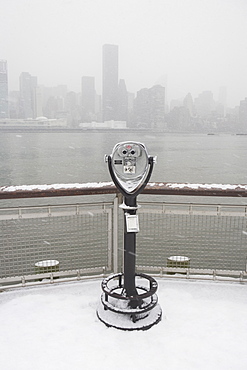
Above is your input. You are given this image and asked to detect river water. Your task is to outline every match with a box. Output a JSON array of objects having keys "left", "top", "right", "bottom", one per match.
[{"left": 0, "top": 131, "right": 246, "bottom": 186}]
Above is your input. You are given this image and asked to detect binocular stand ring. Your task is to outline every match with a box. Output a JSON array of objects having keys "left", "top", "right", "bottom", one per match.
[{"left": 97, "top": 273, "right": 162, "bottom": 330}]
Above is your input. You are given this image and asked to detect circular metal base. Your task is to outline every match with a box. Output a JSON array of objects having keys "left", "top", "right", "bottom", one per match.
[{"left": 97, "top": 303, "right": 162, "bottom": 331}]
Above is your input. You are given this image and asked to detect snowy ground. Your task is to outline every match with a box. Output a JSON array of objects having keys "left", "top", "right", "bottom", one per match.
[{"left": 0, "top": 278, "right": 246, "bottom": 370}]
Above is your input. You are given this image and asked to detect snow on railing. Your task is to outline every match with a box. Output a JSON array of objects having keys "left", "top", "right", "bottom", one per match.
[{"left": 0, "top": 181, "right": 247, "bottom": 199}]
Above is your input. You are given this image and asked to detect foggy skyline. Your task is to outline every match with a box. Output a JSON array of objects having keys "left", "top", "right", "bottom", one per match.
[{"left": 1, "top": 0, "right": 247, "bottom": 108}]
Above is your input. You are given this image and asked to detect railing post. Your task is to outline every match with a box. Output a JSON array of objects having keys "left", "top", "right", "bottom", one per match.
[{"left": 113, "top": 194, "right": 120, "bottom": 273}]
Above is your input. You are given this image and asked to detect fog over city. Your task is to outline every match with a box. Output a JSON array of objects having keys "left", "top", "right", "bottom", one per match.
[{"left": 1, "top": 0, "right": 247, "bottom": 108}]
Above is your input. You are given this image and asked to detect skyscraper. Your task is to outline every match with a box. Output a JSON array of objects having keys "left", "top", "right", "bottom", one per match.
[
  {"left": 102, "top": 44, "right": 118, "bottom": 121},
  {"left": 218, "top": 86, "right": 227, "bottom": 116},
  {"left": 194, "top": 91, "right": 215, "bottom": 118},
  {"left": 0, "top": 60, "right": 8, "bottom": 118},
  {"left": 117, "top": 79, "right": 128, "bottom": 121},
  {"left": 19, "top": 72, "right": 37, "bottom": 118},
  {"left": 81, "top": 76, "right": 95, "bottom": 122},
  {"left": 133, "top": 85, "right": 165, "bottom": 129},
  {"left": 239, "top": 97, "right": 247, "bottom": 133}
]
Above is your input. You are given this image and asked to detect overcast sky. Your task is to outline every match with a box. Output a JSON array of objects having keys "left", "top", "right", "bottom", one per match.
[{"left": 1, "top": 0, "right": 247, "bottom": 107}]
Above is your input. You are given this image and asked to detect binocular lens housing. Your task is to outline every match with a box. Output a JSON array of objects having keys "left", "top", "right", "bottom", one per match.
[
  {"left": 107, "top": 141, "right": 154, "bottom": 194},
  {"left": 118, "top": 144, "right": 141, "bottom": 158}
]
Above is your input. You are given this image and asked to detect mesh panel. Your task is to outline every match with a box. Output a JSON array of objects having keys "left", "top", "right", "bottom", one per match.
[
  {"left": 137, "top": 207, "right": 247, "bottom": 271},
  {"left": 0, "top": 200, "right": 247, "bottom": 283},
  {"left": 0, "top": 206, "right": 111, "bottom": 278}
]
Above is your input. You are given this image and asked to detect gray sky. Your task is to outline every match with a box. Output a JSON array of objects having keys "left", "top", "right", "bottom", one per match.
[{"left": 1, "top": 0, "right": 247, "bottom": 107}]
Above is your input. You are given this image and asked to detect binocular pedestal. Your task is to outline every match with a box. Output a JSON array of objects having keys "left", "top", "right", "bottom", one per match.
[
  {"left": 97, "top": 141, "right": 162, "bottom": 330},
  {"left": 97, "top": 195, "right": 162, "bottom": 331}
]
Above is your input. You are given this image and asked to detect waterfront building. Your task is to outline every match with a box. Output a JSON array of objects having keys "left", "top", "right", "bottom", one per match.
[
  {"left": 183, "top": 93, "right": 195, "bottom": 117},
  {"left": 8, "top": 91, "right": 20, "bottom": 118},
  {"left": 133, "top": 88, "right": 150, "bottom": 128},
  {"left": 133, "top": 85, "right": 165, "bottom": 129},
  {"left": 19, "top": 72, "right": 37, "bottom": 119},
  {"left": 0, "top": 60, "right": 8, "bottom": 118},
  {"left": 35, "top": 86, "right": 43, "bottom": 118},
  {"left": 102, "top": 44, "right": 118, "bottom": 121},
  {"left": 65, "top": 91, "right": 80, "bottom": 127},
  {"left": 41, "top": 85, "right": 67, "bottom": 119},
  {"left": 117, "top": 79, "right": 128, "bottom": 122},
  {"left": 81, "top": 76, "right": 95, "bottom": 122},
  {"left": 218, "top": 86, "right": 227, "bottom": 117},
  {"left": 239, "top": 97, "right": 247, "bottom": 133},
  {"left": 149, "top": 84, "right": 165, "bottom": 129},
  {"left": 194, "top": 90, "right": 215, "bottom": 118}
]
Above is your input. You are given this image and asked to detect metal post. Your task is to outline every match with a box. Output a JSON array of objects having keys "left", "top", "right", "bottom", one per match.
[
  {"left": 123, "top": 196, "right": 139, "bottom": 307},
  {"left": 113, "top": 195, "right": 119, "bottom": 273}
]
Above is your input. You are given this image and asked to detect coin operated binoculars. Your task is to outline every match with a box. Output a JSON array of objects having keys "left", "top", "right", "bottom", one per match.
[{"left": 97, "top": 142, "right": 162, "bottom": 330}]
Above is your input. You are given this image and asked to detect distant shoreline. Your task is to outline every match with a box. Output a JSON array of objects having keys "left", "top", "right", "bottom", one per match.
[{"left": 0, "top": 127, "right": 243, "bottom": 134}]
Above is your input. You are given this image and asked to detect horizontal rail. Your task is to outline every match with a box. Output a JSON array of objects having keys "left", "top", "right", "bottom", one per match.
[
  {"left": 0, "top": 182, "right": 116, "bottom": 199},
  {"left": 139, "top": 202, "right": 247, "bottom": 217},
  {"left": 136, "top": 266, "right": 247, "bottom": 283},
  {"left": 0, "top": 182, "right": 247, "bottom": 199}
]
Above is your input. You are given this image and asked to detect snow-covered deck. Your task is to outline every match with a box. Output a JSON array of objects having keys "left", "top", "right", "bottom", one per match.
[{"left": 0, "top": 278, "right": 246, "bottom": 370}]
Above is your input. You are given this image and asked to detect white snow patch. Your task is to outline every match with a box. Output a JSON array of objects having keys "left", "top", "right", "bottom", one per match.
[
  {"left": 166, "top": 183, "right": 247, "bottom": 191},
  {"left": 167, "top": 255, "right": 190, "bottom": 262},
  {"left": 1, "top": 182, "right": 247, "bottom": 193},
  {"left": 0, "top": 279, "right": 246, "bottom": 370},
  {"left": 0, "top": 182, "right": 114, "bottom": 192}
]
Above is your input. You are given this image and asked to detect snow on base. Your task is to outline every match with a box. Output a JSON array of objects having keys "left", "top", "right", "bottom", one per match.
[{"left": 97, "top": 303, "right": 162, "bottom": 331}]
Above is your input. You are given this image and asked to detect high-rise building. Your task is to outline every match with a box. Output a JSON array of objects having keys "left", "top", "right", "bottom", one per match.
[
  {"left": 239, "top": 97, "right": 247, "bottom": 133},
  {"left": 102, "top": 44, "right": 118, "bottom": 121},
  {"left": 183, "top": 93, "right": 195, "bottom": 116},
  {"left": 149, "top": 85, "right": 165, "bottom": 129},
  {"left": 133, "top": 88, "right": 150, "bottom": 128},
  {"left": 117, "top": 79, "right": 128, "bottom": 121},
  {"left": 194, "top": 91, "right": 215, "bottom": 118},
  {"left": 19, "top": 72, "right": 37, "bottom": 118},
  {"left": 34, "top": 86, "right": 43, "bottom": 118},
  {"left": 0, "top": 60, "right": 8, "bottom": 118},
  {"left": 218, "top": 86, "right": 227, "bottom": 116},
  {"left": 81, "top": 76, "right": 95, "bottom": 122},
  {"left": 133, "top": 85, "right": 165, "bottom": 129}
]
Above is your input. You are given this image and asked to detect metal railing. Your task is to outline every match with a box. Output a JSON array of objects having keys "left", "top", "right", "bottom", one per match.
[
  {"left": 0, "top": 201, "right": 117, "bottom": 287},
  {"left": 0, "top": 182, "right": 247, "bottom": 288},
  {"left": 136, "top": 202, "right": 247, "bottom": 277}
]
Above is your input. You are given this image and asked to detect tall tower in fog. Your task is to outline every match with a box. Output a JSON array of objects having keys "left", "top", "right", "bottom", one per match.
[
  {"left": 81, "top": 76, "right": 95, "bottom": 122},
  {"left": 19, "top": 72, "right": 37, "bottom": 118},
  {"left": 0, "top": 60, "right": 8, "bottom": 118},
  {"left": 239, "top": 97, "right": 247, "bottom": 133},
  {"left": 218, "top": 86, "right": 227, "bottom": 116},
  {"left": 102, "top": 44, "right": 118, "bottom": 121},
  {"left": 117, "top": 79, "right": 128, "bottom": 121}
]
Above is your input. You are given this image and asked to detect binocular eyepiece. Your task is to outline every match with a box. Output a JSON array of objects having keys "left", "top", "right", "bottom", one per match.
[
  {"left": 117, "top": 143, "right": 141, "bottom": 158},
  {"left": 106, "top": 141, "right": 155, "bottom": 195}
]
